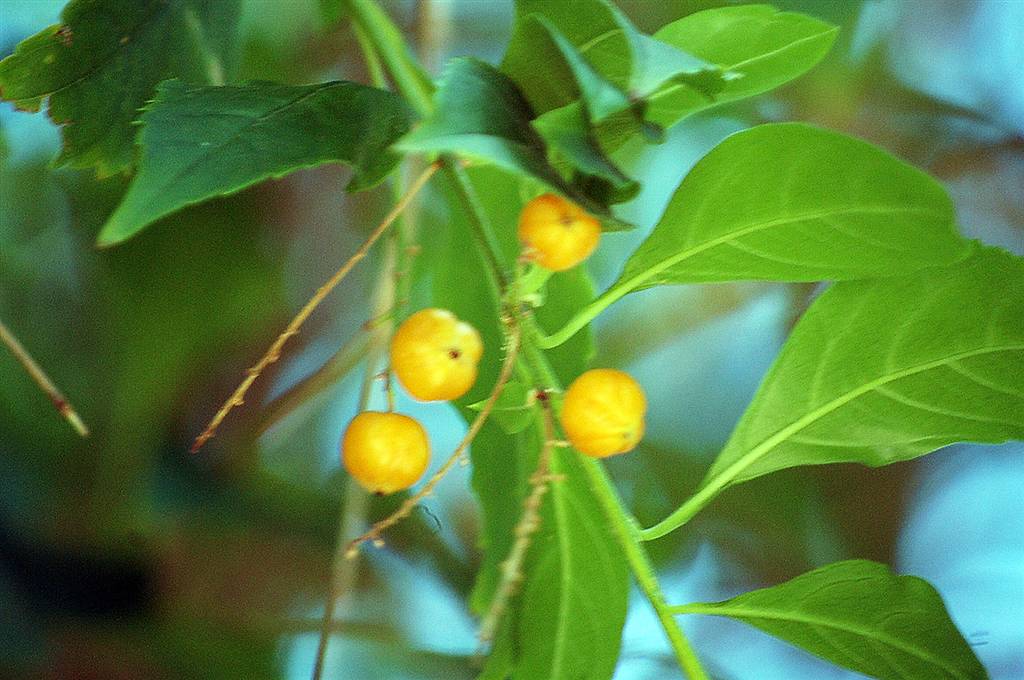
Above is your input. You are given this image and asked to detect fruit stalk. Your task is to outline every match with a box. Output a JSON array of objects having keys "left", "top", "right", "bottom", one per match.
[{"left": 344, "top": 315, "right": 521, "bottom": 556}]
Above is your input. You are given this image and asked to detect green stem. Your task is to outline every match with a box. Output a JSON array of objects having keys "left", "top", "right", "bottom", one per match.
[
  {"left": 521, "top": 317, "right": 709, "bottom": 679},
  {"left": 345, "top": 0, "right": 435, "bottom": 116},
  {"left": 639, "top": 481, "right": 720, "bottom": 542},
  {"left": 579, "top": 458, "right": 710, "bottom": 680},
  {"left": 535, "top": 283, "right": 629, "bottom": 348},
  {"left": 443, "top": 162, "right": 509, "bottom": 296}
]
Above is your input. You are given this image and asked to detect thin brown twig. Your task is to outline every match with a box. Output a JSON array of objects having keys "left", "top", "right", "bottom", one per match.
[
  {"left": 311, "top": 177, "right": 407, "bottom": 680},
  {"left": 190, "top": 162, "right": 440, "bottom": 453},
  {"left": 344, "top": 315, "right": 521, "bottom": 558},
  {"left": 0, "top": 319, "right": 89, "bottom": 437},
  {"left": 476, "top": 393, "right": 558, "bottom": 648}
]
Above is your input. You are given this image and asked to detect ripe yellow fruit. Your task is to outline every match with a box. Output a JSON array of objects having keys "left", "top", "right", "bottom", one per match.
[
  {"left": 342, "top": 411, "right": 430, "bottom": 494},
  {"left": 517, "top": 193, "right": 601, "bottom": 272},
  {"left": 560, "top": 369, "right": 646, "bottom": 458},
  {"left": 390, "top": 308, "right": 484, "bottom": 401}
]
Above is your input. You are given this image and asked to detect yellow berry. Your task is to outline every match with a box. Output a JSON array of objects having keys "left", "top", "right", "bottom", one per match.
[
  {"left": 342, "top": 411, "right": 430, "bottom": 494},
  {"left": 517, "top": 193, "right": 601, "bottom": 272},
  {"left": 560, "top": 369, "right": 646, "bottom": 458},
  {"left": 390, "top": 308, "right": 483, "bottom": 401}
]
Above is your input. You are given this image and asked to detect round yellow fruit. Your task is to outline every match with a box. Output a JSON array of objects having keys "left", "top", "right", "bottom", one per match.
[
  {"left": 517, "top": 193, "right": 601, "bottom": 272},
  {"left": 390, "top": 308, "right": 483, "bottom": 401},
  {"left": 342, "top": 411, "right": 430, "bottom": 494},
  {"left": 560, "top": 369, "right": 646, "bottom": 458}
]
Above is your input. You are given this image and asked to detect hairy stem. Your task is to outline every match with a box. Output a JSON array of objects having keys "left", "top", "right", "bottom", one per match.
[
  {"left": 0, "top": 318, "right": 89, "bottom": 437},
  {"left": 311, "top": 169, "right": 407, "bottom": 680},
  {"left": 254, "top": 331, "right": 372, "bottom": 437},
  {"left": 477, "top": 393, "right": 557, "bottom": 647},
  {"left": 191, "top": 162, "right": 439, "bottom": 453},
  {"left": 577, "top": 457, "right": 709, "bottom": 680},
  {"left": 523, "top": 316, "right": 710, "bottom": 678}
]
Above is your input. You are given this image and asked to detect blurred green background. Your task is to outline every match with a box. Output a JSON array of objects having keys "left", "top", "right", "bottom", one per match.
[{"left": 1, "top": 1, "right": 1021, "bottom": 678}]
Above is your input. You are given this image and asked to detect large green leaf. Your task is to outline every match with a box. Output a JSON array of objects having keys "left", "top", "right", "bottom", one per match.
[
  {"left": 97, "top": 79, "right": 413, "bottom": 246},
  {"left": 517, "top": 435, "right": 628, "bottom": 680},
  {"left": 398, "top": 57, "right": 629, "bottom": 224},
  {"left": 648, "top": 4, "right": 839, "bottom": 127},
  {"left": 608, "top": 123, "right": 969, "bottom": 298},
  {"left": 702, "top": 247, "right": 1024, "bottom": 491},
  {"left": 675, "top": 560, "right": 987, "bottom": 680},
  {"left": 0, "top": 0, "right": 240, "bottom": 176}
]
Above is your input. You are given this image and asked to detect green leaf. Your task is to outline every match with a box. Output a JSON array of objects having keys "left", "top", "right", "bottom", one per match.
[
  {"left": 517, "top": 438, "right": 629, "bottom": 680},
  {"left": 97, "top": 79, "right": 413, "bottom": 246},
  {"left": 532, "top": 104, "right": 639, "bottom": 205},
  {"left": 611, "top": 123, "right": 970, "bottom": 297},
  {"left": 648, "top": 4, "right": 839, "bottom": 127},
  {"left": 676, "top": 560, "right": 987, "bottom": 680},
  {"left": 0, "top": 0, "right": 240, "bottom": 176},
  {"left": 398, "top": 57, "right": 629, "bottom": 225},
  {"left": 503, "top": 0, "right": 722, "bottom": 114},
  {"left": 468, "top": 380, "right": 535, "bottom": 435},
  {"left": 502, "top": 0, "right": 635, "bottom": 108},
  {"left": 504, "top": 14, "right": 631, "bottom": 123},
  {"left": 703, "top": 247, "right": 1024, "bottom": 490}
]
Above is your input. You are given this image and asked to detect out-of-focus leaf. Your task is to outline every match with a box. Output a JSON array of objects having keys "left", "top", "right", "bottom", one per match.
[
  {"left": 648, "top": 4, "right": 839, "bottom": 127},
  {"left": 97, "top": 79, "right": 413, "bottom": 246},
  {"left": 703, "top": 247, "right": 1024, "bottom": 490},
  {"left": 676, "top": 560, "right": 988, "bottom": 680},
  {"left": 507, "top": 14, "right": 630, "bottom": 123},
  {"left": 503, "top": 0, "right": 722, "bottom": 115},
  {"left": 398, "top": 58, "right": 629, "bottom": 224},
  {"left": 532, "top": 104, "right": 639, "bottom": 205},
  {"left": 0, "top": 0, "right": 241, "bottom": 176},
  {"left": 612, "top": 123, "right": 969, "bottom": 296}
]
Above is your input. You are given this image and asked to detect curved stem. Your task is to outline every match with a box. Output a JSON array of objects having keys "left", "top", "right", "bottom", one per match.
[
  {"left": 191, "top": 162, "right": 439, "bottom": 453},
  {"left": 443, "top": 161, "right": 508, "bottom": 296},
  {"left": 535, "top": 282, "right": 628, "bottom": 349},
  {"left": 0, "top": 318, "right": 89, "bottom": 437},
  {"left": 639, "top": 482, "right": 718, "bottom": 542}
]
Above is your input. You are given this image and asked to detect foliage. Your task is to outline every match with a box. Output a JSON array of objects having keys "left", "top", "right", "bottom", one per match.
[
  {"left": 3, "top": 0, "right": 1020, "bottom": 679},
  {"left": 0, "top": 0, "right": 240, "bottom": 176}
]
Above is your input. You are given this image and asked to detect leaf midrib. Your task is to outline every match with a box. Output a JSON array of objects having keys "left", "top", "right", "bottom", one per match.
[
  {"left": 709, "top": 344, "right": 1024, "bottom": 487},
  {"left": 612, "top": 204, "right": 949, "bottom": 297},
  {"left": 650, "top": 25, "right": 838, "bottom": 104},
  {"left": 148, "top": 82, "right": 343, "bottom": 199},
  {"left": 680, "top": 603, "right": 971, "bottom": 679}
]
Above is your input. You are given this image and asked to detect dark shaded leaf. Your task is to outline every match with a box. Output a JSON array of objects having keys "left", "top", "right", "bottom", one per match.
[
  {"left": 97, "top": 79, "right": 413, "bottom": 246},
  {"left": 0, "top": 0, "right": 240, "bottom": 175}
]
